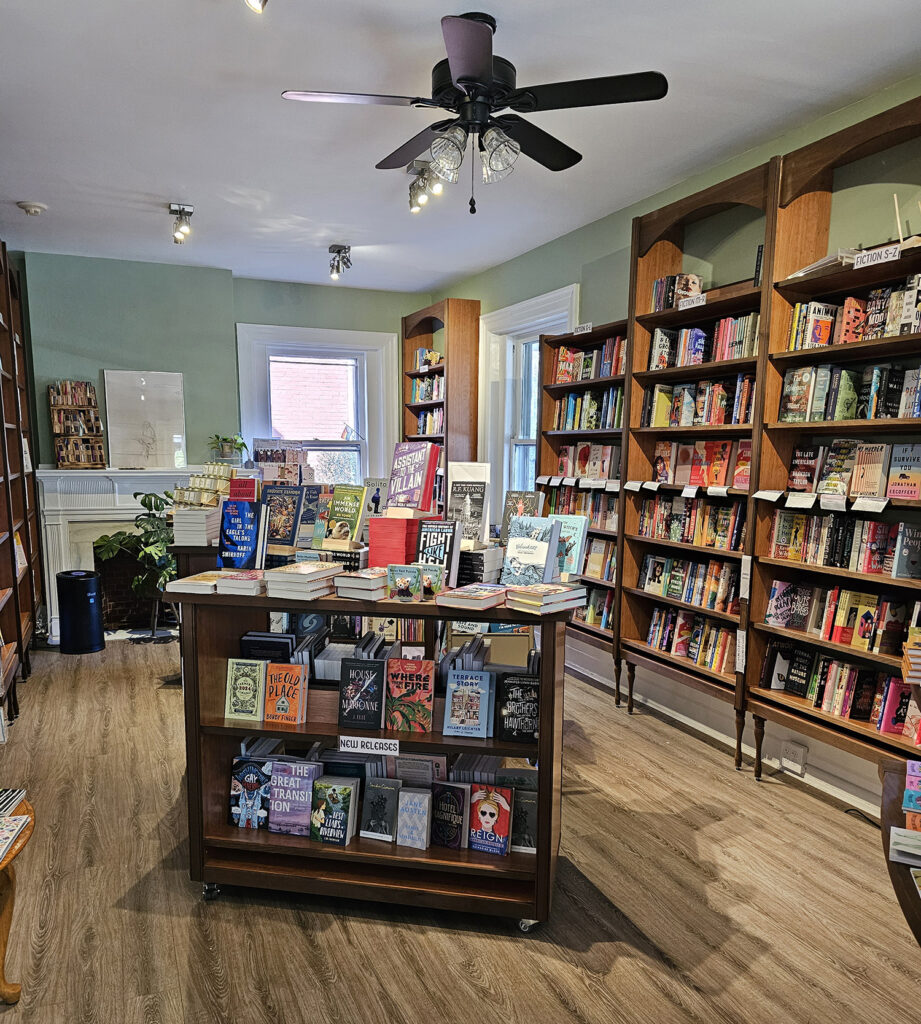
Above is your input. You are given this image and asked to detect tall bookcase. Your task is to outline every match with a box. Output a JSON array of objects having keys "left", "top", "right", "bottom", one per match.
[
  {"left": 536, "top": 322, "right": 629, "bottom": 698},
  {"left": 401, "top": 298, "right": 480, "bottom": 511},
  {"left": 746, "top": 97, "right": 921, "bottom": 773},
  {"left": 0, "top": 239, "right": 42, "bottom": 713},
  {"left": 619, "top": 161, "right": 780, "bottom": 758}
]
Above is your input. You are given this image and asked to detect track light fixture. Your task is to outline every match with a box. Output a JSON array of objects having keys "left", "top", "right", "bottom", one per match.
[
  {"left": 169, "top": 203, "right": 193, "bottom": 244},
  {"left": 244, "top": 0, "right": 268, "bottom": 12},
  {"left": 328, "top": 244, "right": 351, "bottom": 281},
  {"left": 407, "top": 162, "right": 446, "bottom": 215}
]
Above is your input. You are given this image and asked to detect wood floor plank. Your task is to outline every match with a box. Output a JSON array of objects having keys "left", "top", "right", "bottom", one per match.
[{"left": 0, "top": 642, "right": 916, "bottom": 1024}]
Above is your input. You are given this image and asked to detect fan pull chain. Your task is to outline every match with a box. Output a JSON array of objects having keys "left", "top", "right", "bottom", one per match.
[{"left": 469, "top": 134, "right": 477, "bottom": 214}]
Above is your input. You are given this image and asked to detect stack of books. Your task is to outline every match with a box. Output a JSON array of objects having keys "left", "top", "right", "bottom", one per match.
[
  {"left": 263, "top": 562, "right": 343, "bottom": 600},
  {"left": 334, "top": 567, "right": 389, "bottom": 602},
  {"left": 172, "top": 507, "right": 221, "bottom": 546},
  {"left": 215, "top": 570, "right": 266, "bottom": 597},
  {"left": 457, "top": 545, "right": 505, "bottom": 585},
  {"left": 505, "top": 583, "right": 587, "bottom": 615},
  {"left": 165, "top": 570, "right": 236, "bottom": 594},
  {"left": 0, "top": 790, "right": 25, "bottom": 816},
  {"left": 369, "top": 517, "right": 426, "bottom": 568},
  {"left": 435, "top": 584, "right": 507, "bottom": 610}
]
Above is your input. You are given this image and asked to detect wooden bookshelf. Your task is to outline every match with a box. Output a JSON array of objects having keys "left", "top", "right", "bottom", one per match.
[
  {"left": 171, "top": 590, "right": 567, "bottom": 926},
  {"left": 401, "top": 299, "right": 479, "bottom": 512},
  {"left": 536, "top": 320, "right": 629, "bottom": 693},
  {"left": 48, "top": 379, "right": 105, "bottom": 469}
]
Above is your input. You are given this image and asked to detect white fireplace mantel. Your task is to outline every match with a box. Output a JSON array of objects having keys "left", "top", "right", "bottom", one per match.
[{"left": 37, "top": 466, "right": 200, "bottom": 645}]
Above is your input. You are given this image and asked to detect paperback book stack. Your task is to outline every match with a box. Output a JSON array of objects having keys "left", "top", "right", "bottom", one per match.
[
  {"left": 264, "top": 562, "right": 343, "bottom": 601},
  {"left": 457, "top": 545, "right": 505, "bottom": 585},
  {"left": 335, "top": 567, "right": 389, "bottom": 602},
  {"left": 505, "top": 583, "right": 587, "bottom": 616},
  {"left": 215, "top": 570, "right": 267, "bottom": 596},
  {"left": 369, "top": 517, "right": 427, "bottom": 568},
  {"left": 165, "top": 570, "right": 236, "bottom": 594},
  {"left": 171, "top": 507, "right": 222, "bottom": 545},
  {"left": 435, "top": 583, "right": 508, "bottom": 611},
  {"left": 894, "top": 761, "right": 921, "bottom": 885}
]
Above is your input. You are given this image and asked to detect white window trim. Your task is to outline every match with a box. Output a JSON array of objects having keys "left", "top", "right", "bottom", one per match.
[
  {"left": 477, "top": 284, "right": 579, "bottom": 500},
  {"left": 236, "top": 323, "right": 400, "bottom": 476}
]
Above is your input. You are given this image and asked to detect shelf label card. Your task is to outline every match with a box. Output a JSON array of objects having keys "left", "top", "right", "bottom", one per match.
[
  {"left": 735, "top": 630, "right": 747, "bottom": 673},
  {"left": 339, "top": 735, "right": 400, "bottom": 755},
  {"left": 852, "top": 496, "right": 889, "bottom": 513},
  {"left": 624, "top": 480, "right": 642, "bottom": 492},
  {"left": 678, "top": 293, "right": 707, "bottom": 310},
  {"left": 740, "top": 555, "right": 752, "bottom": 600},
  {"left": 605, "top": 479, "right": 621, "bottom": 492},
  {"left": 549, "top": 476, "right": 563, "bottom": 486},
  {"left": 785, "top": 492, "right": 817, "bottom": 509},
  {"left": 642, "top": 480, "right": 661, "bottom": 491},
  {"left": 707, "top": 485, "right": 729, "bottom": 498},
  {"left": 753, "top": 489, "right": 784, "bottom": 502},
  {"left": 682, "top": 484, "right": 699, "bottom": 498},
  {"left": 574, "top": 322, "right": 594, "bottom": 335},
  {"left": 853, "top": 243, "right": 901, "bottom": 270},
  {"left": 535, "top": 475, "right": 550, "bottom": 485},
  {"left": 419, "top": 365, "right": 429, "bottom": 373},
  {"left": 582, "top": 477, "right": 606, "bottom": 489},
  {"left": 562, "top": 477, "right": 577, "bottom": 486},
  {"left": 819, "top": 493, "right": 847, "bottom": 511}
]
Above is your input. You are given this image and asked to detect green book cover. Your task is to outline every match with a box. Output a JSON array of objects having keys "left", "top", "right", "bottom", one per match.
[
  {"left": 414, "top": 563, "right": 445, "bottom": 601},
  {"left": 224, "top": 659, "right": 267, "bottom": 721},
  {"left": 387, "top": 564, "right": 422, "bottom": 601},
  {"left": 327, "top": 484, "right": 367, "bottom": 545},
  {"left": 832, "top": 369, "right": 861, "bottom": 421}
]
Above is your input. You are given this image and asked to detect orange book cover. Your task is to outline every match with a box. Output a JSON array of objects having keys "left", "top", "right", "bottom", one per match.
[
  {"left": 906, "top": 812, "right": 921, "bottom": 832},
  {"left": 263, "top": 664, "right": 308, "bottom": 724}
]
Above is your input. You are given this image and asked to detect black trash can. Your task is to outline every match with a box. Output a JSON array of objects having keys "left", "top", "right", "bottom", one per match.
[{"left": 57, "top": 570, "right": 105, "bottom": 655}]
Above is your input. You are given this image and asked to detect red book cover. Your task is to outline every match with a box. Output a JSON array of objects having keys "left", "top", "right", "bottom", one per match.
[
  {"left": 229, "top": 477, "right": 259, "bottom": 501},
  {"left": 468, "top": 785, "right": 513, "bottom": 856},
  {"left": 384, "top": 659, "right": 435, "bottom": 732},
  {"left": 731, "top": 440, "right": 752, "bottom": 490}
]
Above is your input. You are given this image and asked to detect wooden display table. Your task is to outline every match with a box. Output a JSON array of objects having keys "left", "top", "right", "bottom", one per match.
[
  {"left": 879, "top": 759, "right": 921, "bottom": 947},
  {"left": 173, "top": 592, "right": 566, "bottom": 928},
  {"left": 0, "top": 799, "right": 33, "bottom": 1003}
]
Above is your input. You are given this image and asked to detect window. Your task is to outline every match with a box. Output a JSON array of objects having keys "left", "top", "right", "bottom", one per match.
[
  {"left": 267, "top": 353, "right": 364, "bottom": 484},
  {"left": 509, "top": 337, "right": 540, "bottom": 491}
]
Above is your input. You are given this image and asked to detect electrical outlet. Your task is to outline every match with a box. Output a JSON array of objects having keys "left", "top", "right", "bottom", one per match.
[{"left": 780, "top": 741, "right": 808, "bottom": 776}]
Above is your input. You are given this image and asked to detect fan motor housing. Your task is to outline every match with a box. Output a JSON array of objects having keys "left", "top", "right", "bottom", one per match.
[{"left": 430, "top": 56, "right": 517, "bottom": 110}]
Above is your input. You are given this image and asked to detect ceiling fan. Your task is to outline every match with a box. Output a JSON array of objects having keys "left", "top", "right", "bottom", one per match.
[{"left": 283, "top": 11, "right": 667, "bottom": 199}]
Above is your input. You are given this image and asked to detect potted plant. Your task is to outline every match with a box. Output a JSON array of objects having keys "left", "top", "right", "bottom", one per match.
[
  {"left": 207, "top": 433, "right": 248, "bottom": 459},
  {"left": 93, "top": 491, "right": 176, "bottom": 641}
]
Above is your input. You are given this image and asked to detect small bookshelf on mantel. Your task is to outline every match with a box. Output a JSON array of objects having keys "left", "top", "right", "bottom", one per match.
[
  {"left": 401, "top": 298, "right": 479, "bottom": 511},
  {"left": 536, "top": 320, "right": 629, "bottom": 699},
  {"left": 173, "top": 591, "right": 565, "bottom": 927},
  {"left": 48, "top": 379, "right": 105, "bottom": 469}
]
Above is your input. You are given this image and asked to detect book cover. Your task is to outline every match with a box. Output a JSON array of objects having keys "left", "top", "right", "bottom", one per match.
[
  {"left": 396, "top": 788, "right": 432, "bottom": 850},
  {"left": 268, "top": 760, "right": 323, "bottom": 836},
  {"left": 496, "top": 675, "right": 540, "bottom": 743},
  {"left": 499, "top": 491, "right": 545, "bottom": 545},
  {"left": 229, "top": 756, "right": 272, "bottom": 829},
  {"left": 887, "top": 443, "right": 921, "bottom": 500},
  {"left": 415, "top": 519, "right": 462, "bottom": 587},
  {"left": 816, "top": 438, "right": 860, "bottom": 495},
  {"left": 431, "top": 782, "right": 471, "bottom": 849},
  {"left": 310, "top": 492, "right": 333, "bottom": 549},
  {"left": 338, "top": 658, "right": 386, "bottom": 729},
  {"left": 385, "top": 658, "right": 435, "bottom": 732},
  {"left": 468, "top": 785, "right": 513, "bottom": 856},
  {"left": 363, "top": 477, "right": 389, "bottom": 519},
  {"left": 387, "top": 564, "right": 422, "bottom": 601},
  {"left": 878, "top": 681, "right": 912, "bottom": 734},
  {"left": 218, "top": 500, "right": 263, "bottom": 569},
  {"left": 548, "top": 514, "right": 588, "bottom": 578},
  {"left": 417, "top": 563, "right": 445, "bottom": 600},
  {"left": 500, "top": 516, "right": 562, "bottom": 587},
  {"left": 443, "top": 669, "right": 493, "bottom": 737},
  {"left": 448, "top": 481, "right": 488, "bottom": 545},
  {"left": 731, "top": 440, "right": 752, "bottom": 490},
  {"left": 787, "top": 444, "right": 823, "bottom": 492},
  {"left": 224, "top": 659, "right": 267, "bottom": 721},
  {"left": 326, "top": 483, "right": 368, "bottom": 545},
  {"left": 310, "top": 777, "right": 356, "bottom": 845},
  {"left": 388, "top": 441, "right": 438, "bottom": 510},
  {"left": 359, "top": 778, "right": 402, "bottom": 841},
  {"left": 779, "top": 368, "right": 814, "bottom": 422},
  {"left": 849, "top": 443, "right": 891, "bottom": 498},
  {"left": 262, "top": 485, "right": 305, "bottom": 547},
  {"left": 511, "top": 790, "right": 538, "bottom": 854},
  {"left": 652, "top": 441, "right": 674, "bottom": 483},
  {"left": 263, "top": 664, "right": 308, "bottom": 725},
  {"left": 893, "top": 524, "right": 921, "bottom": 580}
]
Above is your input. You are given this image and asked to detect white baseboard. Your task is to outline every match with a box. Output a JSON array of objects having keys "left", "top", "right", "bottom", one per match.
[{"left": 565, "top": 636, "right": 882, "bottom": 819}]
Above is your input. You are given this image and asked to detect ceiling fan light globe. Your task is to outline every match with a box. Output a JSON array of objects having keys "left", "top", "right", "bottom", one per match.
[
  {"left": 179, "top": 221, "right": 191, "bottom": 236},
  {"left": 245, "top": 0, "right": 268, "bottom": 13},
  {"left": 430, "top": 163, "right": 460, "bottom": 185},
  {"left": 483, "top": 126, "right": 520, "bottom": 172},
  {"left": 430, "top": 125, "right": 468, "bottom": 174},
  {"left": 481, "top": 151, "right": 513, "bottom": 184}
]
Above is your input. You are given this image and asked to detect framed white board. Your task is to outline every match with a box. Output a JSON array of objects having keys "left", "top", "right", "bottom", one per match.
[{"left": 103, "top": 370, "right": 187, "bottom": 469}]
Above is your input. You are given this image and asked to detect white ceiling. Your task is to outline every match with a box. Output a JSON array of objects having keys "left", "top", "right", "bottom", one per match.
[{"left": 1, "top": 1, "right": 920, "bottom": 292}]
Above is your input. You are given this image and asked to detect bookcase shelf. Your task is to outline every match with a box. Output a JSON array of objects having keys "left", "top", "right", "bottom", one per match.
[
  {"left": 543, "top": 428, "right": 622, "bottom": 439},
  {"left": 173, "top": 592, "right": 566, "bottom": 923},
  {"left": 634, "top": 281, "right": 761, "bottom": 330},
  {"left": 757, "top": 555, "right": 921, "bottom": 592},
  {"left": 623, "top": 585, "right": 741, "bottom": 625},
  {"left": 773, "top": 247, "right": 921, "bottom": 301},
  {"left": 405, "top": 364, "right": 445, "bottom": 379},
  {"left": 625, "top": 533, "right": 745, "bottom": 561},
  {"left": 619, "top": 638, "right": 737, "bottom": 690},
  {"left": 631, "top": 424, "right": 752, "bottom": 438},
  {"left": 766, "top": 417, "right": 921, "bottom": 434},
  {"left": 567, "top": 620, "right": 614, "bottom": 642},
  {"left": 632, "top": 356, "right": 757, "bottom": 385},
  {"left": 543, "top": 373, "right": 625, "bottom": 397},
  {"left": 768, "top": 332, "right": 921, "bottom": 368},
  {"left": 752, "top": 621, "right": 902, "bottom": 671}
]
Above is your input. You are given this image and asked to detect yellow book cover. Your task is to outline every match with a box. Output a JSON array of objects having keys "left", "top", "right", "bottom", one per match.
[{"left": 651, "top": 386, "right": 673, "bottom": 427}]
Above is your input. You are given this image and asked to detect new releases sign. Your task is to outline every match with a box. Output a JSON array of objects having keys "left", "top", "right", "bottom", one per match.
[{"left": 339, "top": 735, "right": 400, "bottom": 755}]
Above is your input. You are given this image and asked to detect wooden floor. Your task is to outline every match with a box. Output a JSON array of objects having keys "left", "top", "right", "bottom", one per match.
[{"left": 0, "top": 642, "right": 916, "bottom": 1023}]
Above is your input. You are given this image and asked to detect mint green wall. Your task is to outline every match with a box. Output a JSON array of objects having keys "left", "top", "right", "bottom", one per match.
[{"left": 434, "top": 73, "right": 921, "bottom": 324}]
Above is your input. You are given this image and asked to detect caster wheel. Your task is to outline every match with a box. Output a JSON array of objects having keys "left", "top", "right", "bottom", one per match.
[
  {"left": 518, "top": 918, "right": 539, "bottom": 933},
  {"left": 202, "top": 883, "right": 221, "bottom": 901}
]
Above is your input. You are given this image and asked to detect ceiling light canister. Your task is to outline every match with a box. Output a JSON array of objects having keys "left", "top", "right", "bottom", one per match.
[
  {"left": 430, "top": 125, "right": 468, "bottom": 182},
  {"left": 245, "top": 0, "right": 268, "bottom": 12}
]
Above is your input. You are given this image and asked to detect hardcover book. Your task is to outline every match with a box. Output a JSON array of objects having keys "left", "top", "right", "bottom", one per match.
[
  {"left": 230, "top": 756, "right": 273, "bottom": 829},
  {"left": 363, "top": 477, "right": 389, "bottom": 519},
  {"left": 849, "top": 443, "right": 891, "bottom": 498},
  {"left": 417, "top": 563, "right": 445, "bottom": 600},
  {"left": 218, "top": 500, "right": 264, "bottom": 569},
  {"left": 262, "top": 485, "right": 305, "bottom": 548},
  {"left": 888, "top": 443, "right": 921, "bottom": 499},
  {"left": 396, "top": 787, "right": 432, "bottom": 849},
  {"left": 310, "top": 777, "right": 358, "bottom": 846},
  {"left": 779, "top": 368, "right": 814, "bottom": 422},
  {"left": 511, "top": 790, "right": 538, "bottom": 854},
  {"left": 268, "top": 759, "right": 323, "bottom": 836},
  {"left": 263, "top": 664, "right": 308, "bottom": 725},
  {"left": 358, "top": 778, "right": 402, "bottom": 841},
  {"left": 499, "top": 490, "right": 545, "bottom": 544},
  {"left": 385, "top": 658, "right": 435, "bottom": 732},
  {"left": 310, "top": 492, "right": 333, "bottom": 549},
  {"left": 731, "top": 439, "right": 752, "bottom": 490},
  {"left": 500, "top": 516, "right": 562, "bottom": 587},
  {"left": 338, "top": 658, "right": 386, "bottom": 729},
  {"left": 224, "top": 659, "right": 267, "bottom": 721},
  {"left": 387, "top": 564, "right": 422, "bottom": 601},
  {"left": 787, "top": 445, "right": 823, "bottom": 492},
  {"left": 448, "top": 480, "right": 488, "bottom": 545},
  {"left": 468, "top": 785, "right": 513, "bottom": 856},
  {"left": 431, "top": 781, "right": 471, "bottom": 849},
  {"left": 548, "top": 514, "right": 588, "bottom": 578},
  {"left": 816, "top": 438, "right": 860, "bottom": 495},
  {"left": 496, "top": 675, "right": 540, "bottom": 743},
  {"left": 443, "top": 669, "right": 493, "bottom": 738},
  {"left": 415, "top": 519, "right": 463, "bottom": 587},
  {"left": 388, "top": 441, "right": 439, "bottom": 511},
  {"left": 326, "top": 483, "right": 368, "bottom": 545}
]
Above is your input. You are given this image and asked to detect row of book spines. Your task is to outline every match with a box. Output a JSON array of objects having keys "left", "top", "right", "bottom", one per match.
[
  {"left": 645, "top": 605, "right": 735, "bottom": 674},
  {"left": 584, "top": 538, "right": 616, "bottom": 582},
  {"left": 552, "top": 386, "right": 623, "bottom": 431},
  {"left": 553, "top": 336, "right": 626, "bottom": 384},
  {"left": 556, "top": 442, "right": 621, "bottom": 480},
  {"left": 637, "top": 496, "right": 746, "bottom": 551},
  {"left": 649, "top": 274, "right": 703, "bottom": 313},
  {"left": 575, "top": 586, "right": 615, "bottom": 630},
  {"left": 639, "top": 553, "right": 740, "bottom": 615},
  {"left": 47, "top": 380, "right": 97, "bottom": 406},
  {"left": 648, "top": 313, "right": 759, "bottom": 369},
  {"left": 544, "top": 487, "right": 617, "bottom": 528},
  {"left": 50, "top": 408, "right": 102, "bottom": 433},
  {"left": 767, "top": 509, "right": 918, "bottom": 580},
  {"left": 416, "top": 408, "right": 444, "bottom": 435},
  {"left": 653, "top": 439, "right": 750, "bottom": 490},
  {"left": 54, "top": 438, "right": 105, "bottom": 463},
  {"left": 786, "top": 441, "right": 921, "bottom": 499},
  {"left": 413, "top": 348, "right": 442, "bottom": 370},
  {"left": 644, "top": 374, "right": 755, "bottom": 428},
  {"left": 778, "top": 363, "right": 920, "bottom": 424},
  {"left": 410, "top": 376, "right": 444, "bottom": 402}
]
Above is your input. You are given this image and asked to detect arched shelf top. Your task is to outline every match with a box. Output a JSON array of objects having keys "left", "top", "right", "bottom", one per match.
[
  {"left": 402, "top": 301, "right": 447, "bottom": 338},
  {"left": 636, "top": 162, "right": 773, "bottom": 257},
  {"left": 781, "top": 94, "right": 921, "bottom": 207}
]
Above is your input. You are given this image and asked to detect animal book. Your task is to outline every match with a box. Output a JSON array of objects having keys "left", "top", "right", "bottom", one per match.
[
  {"left": 500, "top": 516, "right": 562, "bottom": 587},
  {"left": 338, "top": 658, "right": 386, "bottom": 729},
  {"left": 388, "top": 441, "right": 439, "bottom": 511},
  {"left": 263, "top": 664, "right": 308, "bottom": 725},
  {"left": 261, "top": 485, "right": 305, "bottom": 548},
  {"left": 443, "top": 669, "right": 493, "bottom": 738},
  {"left": 268, "top": 759, "right": 324, "bottom": 836},
  {"left": 387, "top": 564, "right": 422, "bottom": 601},
  {"left": 229, "top": 756, "right": 273, "bottom": 829},
  {"left": 396, "top": 787, "right": 433, "bottom": 849},
  {"left": 385, "top": 658, "right": 435, "bottom": 732},
  {"left": 431, "top": 781, "right": 471, "bottom": 849},
  {"left": 310, "top": 777, "right": 358, "bottom": 845},
  {"left": 415, "top": 519, "right": 462, "bottom": 587},
  {"left": 496, "top": 675, "right": 540, "bottom": 743},
  {"left": 218, "top": 499, "right": 264, "bottom": 569},
  {"left": 326, "top": 483, "right": 368, "bottom": 545},
  {"left": 468, "top": 785, "right": 513, "bottom": 856},
  {"left": 224, "top": 659, "right": 267, "bottom": 721},
  {"left": 358, "top": 778, "right": 402, "bottom": 842},
  {"left": 499, "top": 490, "right": 545, "bottom": 545}
]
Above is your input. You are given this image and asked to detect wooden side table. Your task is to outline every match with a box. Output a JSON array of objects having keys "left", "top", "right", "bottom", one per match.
[{"left": 0, "top": 800, "right": 33, "bottom": 1004}]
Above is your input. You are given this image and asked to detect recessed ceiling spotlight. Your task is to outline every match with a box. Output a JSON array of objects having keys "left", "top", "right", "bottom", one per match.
[
  {"left": 329, "top": 244, "right": 351, "bottom": 281},
  {"left": 16, "top": 201, "right": 48, "bottom": 217},
  {"left": 169, "top": 203, "right": 193, "bottom": 244},
  {"left": 245, "top": 0, "right": 268, "bottom": 12}
]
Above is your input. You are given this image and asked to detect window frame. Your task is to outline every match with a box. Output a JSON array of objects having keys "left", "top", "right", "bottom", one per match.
[{"left": 509, "top": 335, "right": 540, "bottom": 492}]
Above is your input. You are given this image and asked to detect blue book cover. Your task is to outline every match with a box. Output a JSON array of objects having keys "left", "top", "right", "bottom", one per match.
[
  {"left": 396, "top": 788, "right": 432, "bottom": 849},
  {"left": 500, "top": 516, "right": 561, "bottom": 587},
  {"left": 262, "top": 485, "right": 305, "bottom": 548},
  {"left": 219, "top": 500, "right": 263, "bottom": 569},
  {"left": 299, "top": 485, "right": 323, "bottom": 527},
  {"left": 443, "top": 669, "right": 493, "bottom": 738}
]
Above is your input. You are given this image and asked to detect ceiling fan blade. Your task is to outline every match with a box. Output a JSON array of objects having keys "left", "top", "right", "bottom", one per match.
[
  {"left": 507, "top": 71, "right": 668, "bottom": 112},
  {"left": 282, "top": 90, "right": 436, "bottom": 107},
  {"left": 441, "top": 15, "right": 493, "bottom": 91},
  {"left": 495, "top": 115, "right": 581, "bottom": 172},
  {"left": 375, "top": 119, "right": 457, "bottom": 169}
]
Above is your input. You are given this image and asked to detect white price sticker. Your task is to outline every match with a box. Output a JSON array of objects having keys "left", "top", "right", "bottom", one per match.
[
  {"left": 573, "top": 322, "right": 593, "bottom": 335},
  {"left": 605, "top": 480, "right": 621, "bottom": 492},
  {"left": 852, "top": 496, "right": 889, "bottom": 513},
  {"left": 853, "top": 243, "right": 901, "bottom": 270},
  {"left": 785, "top": 492, "right": 817, "bottom": 509},
  {"left": 740, "top": 555, "right": 752, "bottom": 600},
  {"left": 682, "top": 485, "right": 699, "bottom": 498},
  {"left": 819, "top": 493, "right": 847, "bottom": 511},
  {"left": 707, "top": 485, "right": 729, "bottom": 498},
  {"left": 677, "top": 293, "right": 707, "bottom": 310},
  {"left": 339, "top": 735, "right": 400, "bottom": 755},
  {"left": 625, "top": 480, "right": 642, "bottom": 492},
  {"left": 753, "top": 489, "right": 784, "bottom": 502}
]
